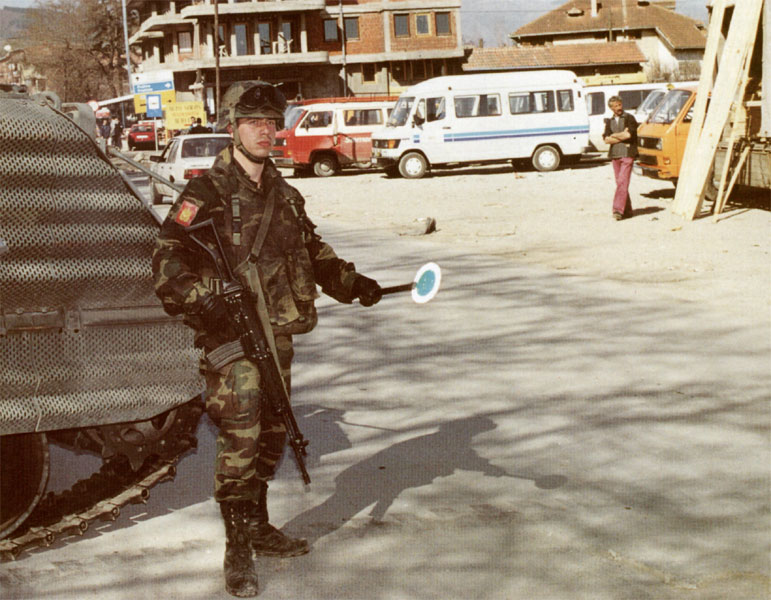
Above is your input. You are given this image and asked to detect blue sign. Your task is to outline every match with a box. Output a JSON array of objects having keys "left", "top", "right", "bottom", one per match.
[
  {"left": 146, "top": 94, "right": 163, "bottom": 118},
  {"left": 134, "top": 80, "right": 174, "bottom": 94}
]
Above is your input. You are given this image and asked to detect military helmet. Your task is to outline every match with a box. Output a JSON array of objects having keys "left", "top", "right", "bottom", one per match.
[{"left": 217, "top": 80, "right": 286, "bottom": 131}]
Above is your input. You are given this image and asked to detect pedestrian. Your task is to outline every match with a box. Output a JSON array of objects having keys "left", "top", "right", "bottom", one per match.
[
  {"left": 111, "top": 118, "right": 123, "bottom": 148},
  {"left": 602, "top": 95, "right": 638, "bottom": 220},
  {"left": 152, "top": 80, "right": 382, "bottom": 598},
  {"left": 99, "top": 118, "right": 111, "bottom": 141},
  {"left": 189, "top": 117, "right": 211, "bottom": 134},
  {"left": 207, "top": 112, "right": 218, "bottom": 131}
]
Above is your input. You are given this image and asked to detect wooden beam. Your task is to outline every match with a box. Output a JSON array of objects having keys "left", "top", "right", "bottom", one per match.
[{"left": 671, "top": 0, "right": 764, "bottom": 219}]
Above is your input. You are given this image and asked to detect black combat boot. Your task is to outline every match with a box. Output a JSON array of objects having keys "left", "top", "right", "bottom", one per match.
[
  {"left": 220, "top": 500, "right": 260, "bottom": 597},
  {"left": 248, "top": 481, "right": 310, "bottom": 557}
]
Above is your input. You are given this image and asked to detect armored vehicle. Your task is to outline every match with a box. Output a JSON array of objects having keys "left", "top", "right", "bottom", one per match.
[{"left": 0, "top": 85, "right": 204, "bottom": 559}]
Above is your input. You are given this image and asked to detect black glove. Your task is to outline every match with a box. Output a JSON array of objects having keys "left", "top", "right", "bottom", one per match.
[
  {"left": 198, "top": 294, "right": 237, "bottom": 341},
  {"left": 352, "top": 274, "right": 382, "bottom": 307}
]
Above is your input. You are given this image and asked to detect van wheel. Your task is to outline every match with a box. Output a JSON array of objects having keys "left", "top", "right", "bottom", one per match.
[
  {"left": 532, "top": 145, "right": 561, "bottom": 172},
  {"left": 398, "top": 152, "right": 427, "bottom": 179},
  {"left": 313, "top": 155, "right": 339, "bottom": 177}
]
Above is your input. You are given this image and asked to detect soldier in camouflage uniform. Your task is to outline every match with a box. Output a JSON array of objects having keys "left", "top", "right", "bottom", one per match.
[{"left": 152, "top": 81, "right": 382, "bottom": 598}]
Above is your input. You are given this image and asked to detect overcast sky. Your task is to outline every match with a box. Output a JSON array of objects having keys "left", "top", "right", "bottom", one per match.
[{"left": 2, "top": 0, "right": 711, "bottom": 47}]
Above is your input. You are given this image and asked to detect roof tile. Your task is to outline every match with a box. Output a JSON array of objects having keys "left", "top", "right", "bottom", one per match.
[
  {"left": 513, "top": 0, "right": 706, "bottom": 50},
  {"left": 463, "top": 41, "right": 646, "bottom": 71}
]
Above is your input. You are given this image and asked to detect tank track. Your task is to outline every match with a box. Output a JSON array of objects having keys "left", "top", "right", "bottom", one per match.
[{"left": 0, "top": 398, "right": 204, "bottom": 561}]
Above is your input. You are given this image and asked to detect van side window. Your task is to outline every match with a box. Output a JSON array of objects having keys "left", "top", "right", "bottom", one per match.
[
  {"left": 587, "top": 92, "right": 605, "bottom": 116},
  {"left": 454, "top": 94, "right": 501, "bottom": 118},
  {"left": 619, "top": 90, "right": 645, "bottom": 110},
  {"left": 508, "top": 91, "right": 555, "bottom": 114},
  {"left": 557, "top": 90, "right": 574, "bottom": 112},
  {"left": 343, "top": 109, "right": 383, "bottom": 126},
  {"left": 426, "top": 97, "right": 445, "bottom": 122},
  {"left": 305, "top": 111, "right": 332, "bottom": 128}
]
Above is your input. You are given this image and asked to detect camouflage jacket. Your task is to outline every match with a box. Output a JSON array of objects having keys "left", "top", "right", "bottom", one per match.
[{"left": 152, "top": 146, "right": 359, "bottom": 348}]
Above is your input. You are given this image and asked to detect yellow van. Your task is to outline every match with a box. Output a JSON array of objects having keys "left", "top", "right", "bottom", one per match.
[{"left": 636, "top": 86, "right": 697, "bottom": 183}]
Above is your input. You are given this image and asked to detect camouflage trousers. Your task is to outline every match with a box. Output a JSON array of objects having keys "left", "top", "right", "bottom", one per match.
[{"left": 203, "top": 335, "right": 293, "bottom": 502}]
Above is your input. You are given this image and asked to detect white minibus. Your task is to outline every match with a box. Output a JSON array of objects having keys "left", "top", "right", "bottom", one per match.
[{"left": 370, "top": 71, "right": 590, "bottom": 178}]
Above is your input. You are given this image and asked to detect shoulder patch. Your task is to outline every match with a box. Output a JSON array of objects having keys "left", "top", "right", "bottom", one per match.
[{"left": 175, "top": 200, "right": 200, "bottom": 227}]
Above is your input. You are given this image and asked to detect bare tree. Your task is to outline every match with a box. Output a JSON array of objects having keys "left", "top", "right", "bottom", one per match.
[{"left": 22, "top": 0, "right": 137, "bottom": 102}]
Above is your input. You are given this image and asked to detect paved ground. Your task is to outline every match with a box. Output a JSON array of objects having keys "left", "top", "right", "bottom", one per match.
[{"left": 2, "top": 163, "right": 769, "bottom": 599}]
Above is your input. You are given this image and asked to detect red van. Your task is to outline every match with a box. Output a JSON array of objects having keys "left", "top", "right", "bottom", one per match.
[{"left": 272, "top": 97, "right": 396, "bottom": 177}]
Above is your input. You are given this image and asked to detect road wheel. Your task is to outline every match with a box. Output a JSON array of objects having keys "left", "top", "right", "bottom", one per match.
[
  {"left": 398, "top": 152, "right": 428, "bottom": 179},
  {"left": 313, "top": 155, "right": 339, "bottom": 177},
  {"left": 531, "top": 145, "right": 561, "bottom": 172}
]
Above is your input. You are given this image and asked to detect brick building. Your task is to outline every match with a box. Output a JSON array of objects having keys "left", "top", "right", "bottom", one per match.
[{"left": 129, "top": 0, "right": 465, "bottom": 112}]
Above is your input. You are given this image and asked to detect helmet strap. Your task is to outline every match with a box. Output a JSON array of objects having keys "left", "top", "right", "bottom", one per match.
[{"left": 232, "top": 111, "right": 266, "bottom": 164}]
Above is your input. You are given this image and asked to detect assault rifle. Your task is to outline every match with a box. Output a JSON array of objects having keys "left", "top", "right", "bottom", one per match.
[{"left": 185, "top": 218, "right": 311, "bottom": 485}]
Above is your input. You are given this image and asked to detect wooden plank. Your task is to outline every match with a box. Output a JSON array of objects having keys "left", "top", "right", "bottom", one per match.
[
  {"left": 672, "top": 0, "right": 764, "bottom": 219},
  {"left": 713, "top": 144, "right": 751, "bottom": 219},
  {"left": 671, "top": 0, "right": 727, "bottom": 216}
]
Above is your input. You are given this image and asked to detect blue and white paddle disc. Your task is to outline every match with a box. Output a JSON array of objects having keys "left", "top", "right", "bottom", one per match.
[{"left": 412, "top": 262, "right": 441, "bottom": 304}]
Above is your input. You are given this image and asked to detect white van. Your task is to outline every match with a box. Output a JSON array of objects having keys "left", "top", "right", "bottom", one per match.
[
  {"left": 584, "top": 82, "right": 696, "bottom": 152},
  {"left": 370, "top": 71, "right": 589, "bottom": 178}
]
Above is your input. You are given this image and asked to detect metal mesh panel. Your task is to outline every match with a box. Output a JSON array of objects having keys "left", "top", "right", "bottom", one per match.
[
  {"left": 0, "top": 97, "right": 158, "bottom": 309},
  {"left": 0, "top": 96, "right": 203, "bottom": 435}
]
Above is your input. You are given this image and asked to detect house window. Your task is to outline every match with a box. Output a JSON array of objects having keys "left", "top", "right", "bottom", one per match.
[
  {"left": 278, "top": 21, "right": 293, "bottom": 52},
  {"left": 217, "top": 24, "right": 227, "bottom": 56},
  {"left": 258, "top": 22, "right": 271, "bottom": 54},
  {"left": 416, "top": 14, "right": 430, "bottom": 35},
  {"left": 436, "top": 12, "right": 451, "bottom": 35},
  {"left": 392, "top": 61, "right": 405, "bottom": 79},
  {"left": 394, "top": 14, "right": 409, "bottom": 37},
  {"left": 362, "top": 63, "right": 376, "bottom": 82},
  {"left": 324, "top": 19, "right": 338, "bottom": 42},
  {"left": 234, "top": 23, "right": 248, "bottom": 56},
  {"left": 344, "top": 17, "right": 359, "bottom": 40},
  {"left": 178, "top": 30, "right": 193, "bottom": 53},
  {"left": 557, "top": 90, "right": 574, "bottom": 111}
]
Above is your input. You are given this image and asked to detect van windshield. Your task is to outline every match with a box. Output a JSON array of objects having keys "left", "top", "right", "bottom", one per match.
[
  {"left": 387, "top": 96, "right": 415, "bottom": 127},
  {"left": 649, "top": 90, "right": 692, "bottom": 125},
  {"left": 284, "top": 106, "right": 305, "bottom": 130},
  {"left": 636, "top": 89, "right": 665, "bottom": 117}
]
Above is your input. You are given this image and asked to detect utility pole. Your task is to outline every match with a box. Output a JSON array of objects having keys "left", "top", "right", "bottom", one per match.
[
  {"left": 214, "top": 0, "right": 221, "bottom": 117},
  {"left": 121, "top": 0, "right": 133, "bottom": 97},
  {"left": 339, "top": 0, "right": 347, "bottom": 97}
]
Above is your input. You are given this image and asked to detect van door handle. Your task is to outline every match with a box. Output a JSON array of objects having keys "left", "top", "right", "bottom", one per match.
[{"left": 442, "top": 126, "right": 451, "bottom": 130}]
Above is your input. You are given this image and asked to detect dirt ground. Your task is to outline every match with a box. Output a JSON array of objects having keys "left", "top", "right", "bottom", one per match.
[{"left": 288, "top": 158, "right": 770, "bottom": 315}]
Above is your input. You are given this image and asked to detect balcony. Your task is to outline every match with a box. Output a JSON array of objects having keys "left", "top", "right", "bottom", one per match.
[{"left": 180, "top": 0, "right": 325, "bottom": 18}]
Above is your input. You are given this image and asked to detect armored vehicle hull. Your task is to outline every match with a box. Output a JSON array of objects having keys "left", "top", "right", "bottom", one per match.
[{"left": 0, "top": 86, "right": 204, "bottom": 558}]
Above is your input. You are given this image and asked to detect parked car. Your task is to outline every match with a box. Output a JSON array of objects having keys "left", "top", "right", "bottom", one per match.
[
  {"left": 272, "top": 97, "right": 396, "bottom": 177},
  {"left": 148, "top": 133, "right": 231, "bottom": 204},
  {"left": 127, "top": 123, "right": 157, "bottom": 150}
]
